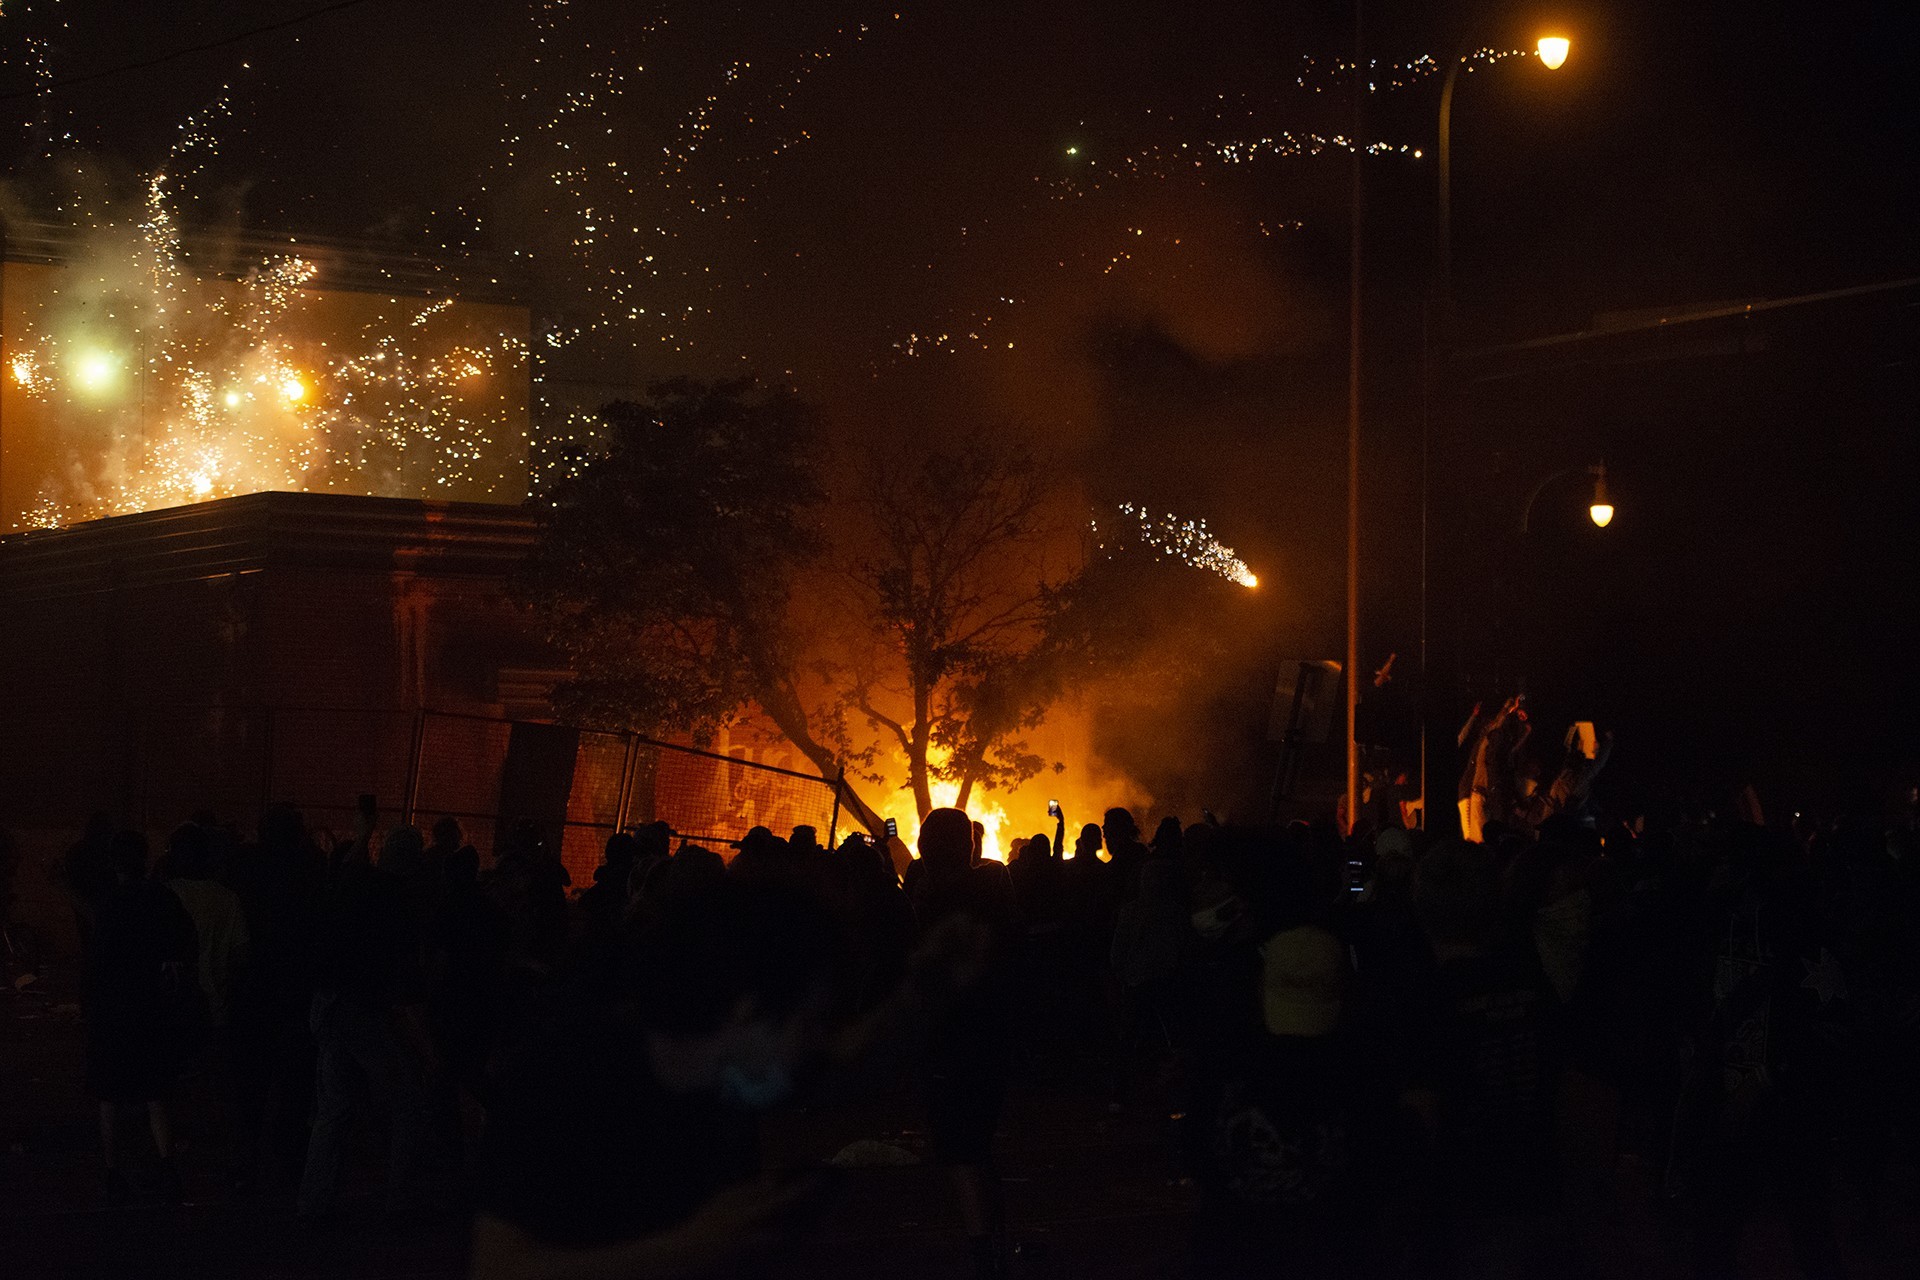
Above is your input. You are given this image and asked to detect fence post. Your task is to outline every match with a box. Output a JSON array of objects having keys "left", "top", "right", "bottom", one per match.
[
  {"left": 615, "top": 733, "right": 639, "bottom": 832},
  {"left": 827, "top": 766, "right": 845, "bottom": 849},
  {"left": 403, "top": 709, "right": 427, "bottom": 826}
]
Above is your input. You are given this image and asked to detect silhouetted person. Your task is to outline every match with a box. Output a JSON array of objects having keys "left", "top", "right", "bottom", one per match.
[
  {"left": 912, "top": 807, "right": 1018, "bottom": 1279},
  {"left": 838, "top": 833, "right": 916, "bottom": 1010},
  {"left": 1060, "top": 820, "right": 1115, "bottom": 1055},
  {"left": 1109, "top": 858, "right": 1192, "bottom": 1107},
  {"left": 470, "top": 878, "right": 843, "bottom": 1280},
  {"left": 428, "top": 816, "right": 477, "bottom": 886},
  {"left": 1195, "top": 917, "right": 1382, "bottom": 1278},
  {"left": 640, "top": 842, "right": 729, "bottom": 911},
  {"left": 162, "top": 823, "right": 250, "bottom": 1034},
  {"left": 1008, "top": 828, "right": 1068, "bottom": 1052},
  {"left": 1407, "top": 838, "right": 1563, "bottom": 1278},
  {"left": 60, "top": 812, "right": 119, "bottom": 952},
  {"left": 298, "top": 826, "right": 437, "bottom": 1220},
  {"left": 161, "top": 821, "right": 251, "bottom": 1182},
  {"left": 83, "top": 830, "right": 199, "bottom": 1204},
  {"left": 574, "top": 831, "right": 640, "bottom": 988},
  {"left": 726, "top": 825, "right": 789, "bottom": 886},
  {"left": 225, "top": 803, "right": 324, "bottom": 1192},
  {"left": 1104, "top": 807, "right": 1149, "bottom": 901},
  {"left": 488, "top": 820, "right": 571, "bottom": 972},
  {"left": 428, "top": 845, "right": 509, "bottom": 1105}
]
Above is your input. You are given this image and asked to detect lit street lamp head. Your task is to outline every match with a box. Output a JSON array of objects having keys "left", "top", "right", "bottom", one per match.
[
  {"left": 1537, "top": 36, "right": 1571, "bottom": 70},
  {"left": 1589, "top": 462, "right": 1614, "bottom": 527}
]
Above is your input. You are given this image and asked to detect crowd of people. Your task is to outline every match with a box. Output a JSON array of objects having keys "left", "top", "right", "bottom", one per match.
[{"left": 32, "top": 727, "right": 1920, "bottom": 1279}]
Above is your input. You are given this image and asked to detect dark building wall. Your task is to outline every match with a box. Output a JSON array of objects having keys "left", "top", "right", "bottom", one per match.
[{"left": 0, "top": 491, "right": 556, "bottom": 948}]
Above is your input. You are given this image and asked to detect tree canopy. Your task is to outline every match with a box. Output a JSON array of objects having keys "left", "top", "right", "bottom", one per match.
[{"left": 521, "top": 377, "right": 1237, "bottom": 833}]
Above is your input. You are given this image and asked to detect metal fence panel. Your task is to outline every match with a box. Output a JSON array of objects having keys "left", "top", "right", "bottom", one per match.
[
  {"left": 266, "top": 707, "right": 415, "bottom": 836},
  {"left": 0, "top": 703, "right": 842, "bottom": 890},
  {"left": 649, "top": 743, "right": 838, "bottom": 850}
]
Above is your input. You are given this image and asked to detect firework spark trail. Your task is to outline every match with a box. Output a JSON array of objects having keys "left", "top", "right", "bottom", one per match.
[
  {"left": 1292, "top": 46, "right": 1526, "bottom": 94},
  {"left": 886, "top": 43, "right": 1455, "bottom": 363},
  {"left": 489, "top": 1, "right": 885, "bottom": 347},
  {"left": 8, "top": 111, "right": 529, "bottom": 527},
  {"left": 1093, "top": 503, "right": 1258, "bottom": 588},
  {"left": 1, "top": 1, "right": 76, "bottom": 162},
  {"left": 481, "top": 1, "right": 892, "bottom": 489}
]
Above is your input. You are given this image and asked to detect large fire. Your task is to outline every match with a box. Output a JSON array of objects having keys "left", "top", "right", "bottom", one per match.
[
  {"left": 907, "top": 778, "right": 1015, "bottom": 864},
  {"left": 885, "top": 724, "right": 1142, "bottom": 865}
]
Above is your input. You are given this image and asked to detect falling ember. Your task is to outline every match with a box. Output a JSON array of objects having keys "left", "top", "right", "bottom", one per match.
[{"left": 1094, "top": 503, "right": 1260, "bottom": 588}]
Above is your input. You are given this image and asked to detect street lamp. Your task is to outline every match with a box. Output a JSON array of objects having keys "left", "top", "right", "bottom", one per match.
[
  {"left": 1522, "top": 461, "right": 1616, "bottom": 534},
  {"left": 1420, "top": 32, "right": 1573, "bottom": 833},
  {"left": 1435, "top": 34, "right": 1571, "bottom": 319},
  {"left": 1587, "top": 461, "right": 1614, "bottom": 527}
]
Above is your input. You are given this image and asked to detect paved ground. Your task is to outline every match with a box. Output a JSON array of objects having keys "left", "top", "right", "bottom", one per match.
[{"left": 5, "top": 964, "right": 1919, "bottom": 1280}]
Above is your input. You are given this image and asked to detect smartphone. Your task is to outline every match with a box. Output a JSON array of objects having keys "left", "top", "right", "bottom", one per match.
[
  {"left": 884, "top": 817, "right": 899, "bottom": 839},
  {"left": 1047, "top": 799, "right": 1061, "bottom": 818}
]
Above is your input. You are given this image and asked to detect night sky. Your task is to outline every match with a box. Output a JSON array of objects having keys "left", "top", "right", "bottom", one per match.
[{"left": 4, "top": 0, "right": 1916, "bottom": 807}]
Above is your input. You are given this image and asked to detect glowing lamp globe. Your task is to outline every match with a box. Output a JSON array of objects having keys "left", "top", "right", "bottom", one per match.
[
  {"left": 1536, "top": 36, "right": 1571, "bottom": 70},
  {"left": 1588, "top": 461, "right": 1613, "bottom": 527},
  {"left": 1589, "top": 503, "right": 1614, "bottom": 528}
]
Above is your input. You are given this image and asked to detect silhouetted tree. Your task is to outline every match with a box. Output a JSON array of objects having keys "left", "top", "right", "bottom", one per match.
[
  {"left": 522, "top": 377, "right": 1241, "bottom": 831},
  {"left": 824, "top": 438, "right": 1072, "bottom": 818},
  {"left": 518, "top": 378, "right": 888, "bottom": 824}
]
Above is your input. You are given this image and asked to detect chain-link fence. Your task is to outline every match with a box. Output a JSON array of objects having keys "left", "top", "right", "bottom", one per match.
[{"left": 0, "top": 706, "right": 844, "bottom": 888}]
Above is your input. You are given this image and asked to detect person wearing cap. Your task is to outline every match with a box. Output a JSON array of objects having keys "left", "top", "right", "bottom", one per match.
[{"left": 1195, "top": 917, "right": 1381, "bottom": 1277}]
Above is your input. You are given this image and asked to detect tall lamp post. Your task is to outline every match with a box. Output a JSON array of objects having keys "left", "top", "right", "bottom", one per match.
[
  {"left": 1345, "top": 0, "right": 1365, "bottom": 836},
  {"left": 1417, "top": 33, "right": 1572, "bottom": 832},
  {"left": 1437, "top": 37, "right": 1572, "bottom": 316}
]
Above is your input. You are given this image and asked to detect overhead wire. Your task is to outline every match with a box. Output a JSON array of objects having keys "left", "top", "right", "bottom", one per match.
[{"left": 0, "top": 0, "right": 376, "bottom": 102}]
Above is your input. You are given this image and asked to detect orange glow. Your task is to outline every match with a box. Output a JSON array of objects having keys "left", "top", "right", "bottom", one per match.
[
  {"left": 1589, "top": 502, "right": 1614, "bottom": 528},
  {"left": 902, "top": 776, "right": 1012, "bottom": 863},
  {"left": 1536, "top": 36, "right": 1571, "bottom": 70},
  {"left": 886, "top": 719, "right": 1151, "bottom": 866}
]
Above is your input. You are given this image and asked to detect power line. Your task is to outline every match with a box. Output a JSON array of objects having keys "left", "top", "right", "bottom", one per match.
[{"left": 0, "top": 0, "right": 376, "bottom": 102}]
